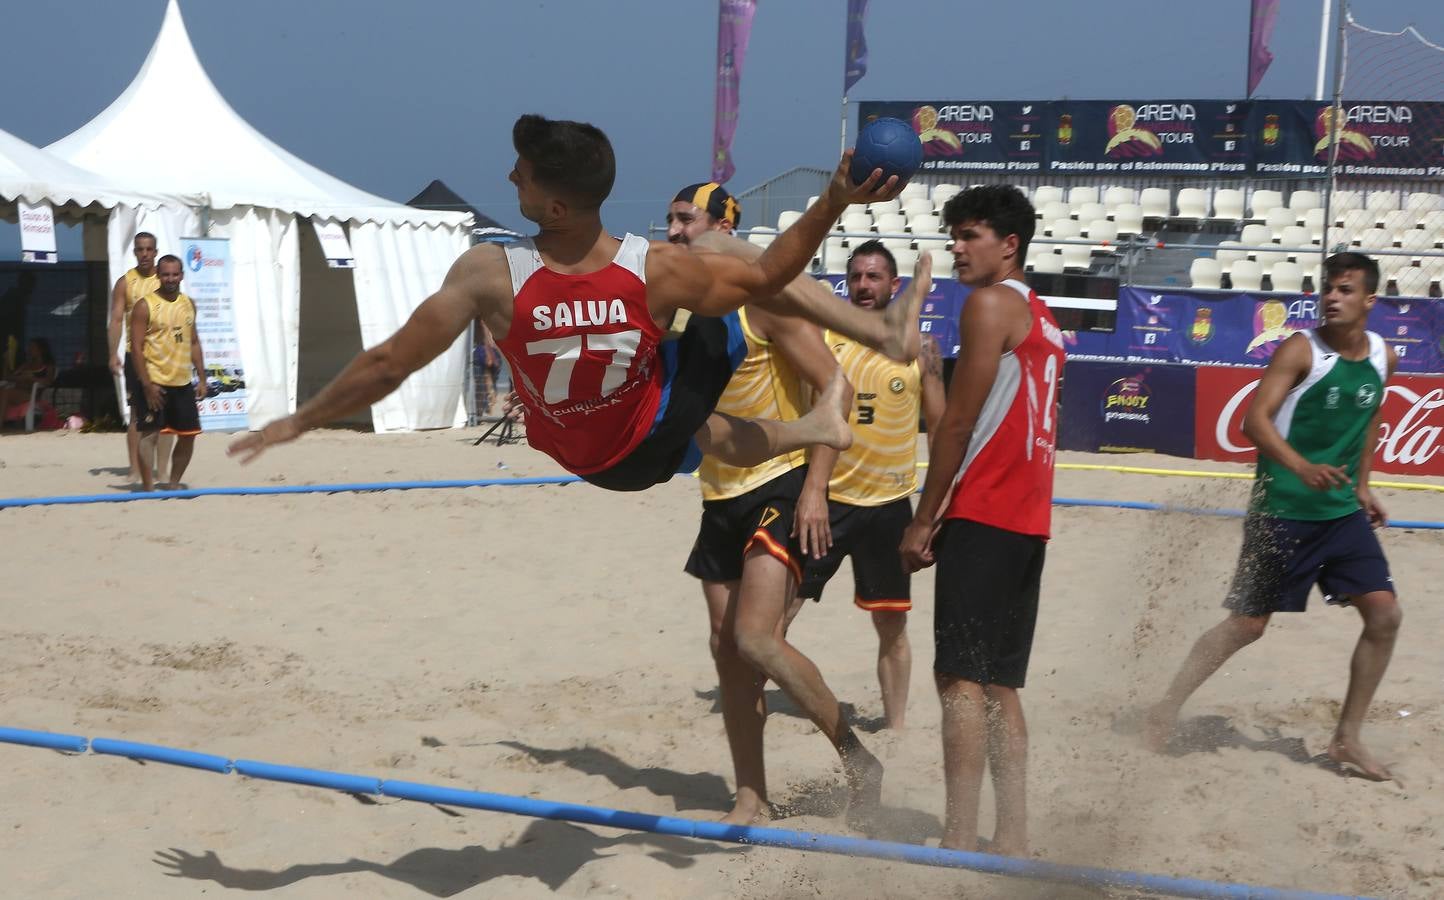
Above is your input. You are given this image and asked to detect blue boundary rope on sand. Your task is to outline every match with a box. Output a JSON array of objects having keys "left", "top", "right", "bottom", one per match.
[
  {"left": 0, "top": 727, "right": 1367, "bottom": 900},
  {"left": 1, "top": 477, "right": 1441, "bottom": 529}
]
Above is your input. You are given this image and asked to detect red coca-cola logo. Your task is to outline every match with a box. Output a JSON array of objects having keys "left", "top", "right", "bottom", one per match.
[{"left": 1195, "top": 367, "right": 1444, "bottom": 476}]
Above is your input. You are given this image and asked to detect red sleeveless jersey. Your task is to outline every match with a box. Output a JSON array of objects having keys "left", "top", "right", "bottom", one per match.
[
  {"left": 943, "top": 279, "right": 1065, "bottom": 538},
  {"left": 495, "top": 235, "right": 665, "bottom": 475}
]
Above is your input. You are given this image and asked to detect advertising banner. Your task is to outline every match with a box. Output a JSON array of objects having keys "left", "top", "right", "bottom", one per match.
[
  {"left": 1047, "top": 100, "right": 1251, "bottom": 177},
  {"left": 181, "top": 238, "right": 248, "bottom": 431},
  {"left": 858, "top": 101, "right": 1044, "bottom": 174},
  {"left": 1194, "top": 366, "right": 1444, "bottom": 476},
  {"left": 711, "top": 0, "right": 757, "bottom": 184},
  {"left": 1058, "top": 361, "right": 1197, "bottom": 457},
  {"left": 860, "top": 99, "right": 1444, "bottom": 178}
]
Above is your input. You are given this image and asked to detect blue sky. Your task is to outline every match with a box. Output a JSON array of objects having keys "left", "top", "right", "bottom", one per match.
[{"left": 2, "top": 0, "right": 1442, "bottom": 257}]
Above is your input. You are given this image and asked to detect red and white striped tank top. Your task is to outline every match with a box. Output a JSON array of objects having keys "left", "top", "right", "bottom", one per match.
[{"left": 942, "top": 279, "right": 1065, "bottom": 539}]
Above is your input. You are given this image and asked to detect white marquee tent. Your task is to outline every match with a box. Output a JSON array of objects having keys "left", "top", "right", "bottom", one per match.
[
  {"left": 1, "top": 126, "right": 195, "bottom": 219},
  {"left": 46, "top": 0, "right": 473, "bottom": 431}
]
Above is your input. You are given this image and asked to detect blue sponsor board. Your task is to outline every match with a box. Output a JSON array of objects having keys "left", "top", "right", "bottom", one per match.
[
  {"left": 819, "top": 274, "right": 966, "bottom": 358},
  {"left": 1065, "top": 287, "right": 1444, "bottom": 374},
  {"left": 858, "top": 100, "right": 1044, "bottom": 174},
  {"left": 1058, "top": 361, "right": 1197, "bottom": 457},
  {"left": 1048, "top": 100, "right": 1251, "bottom": 177}
]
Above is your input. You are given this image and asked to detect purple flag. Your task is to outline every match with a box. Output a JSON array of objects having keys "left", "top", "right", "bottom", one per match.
[
  {"left": 712, "top": 0, "right": 757, "bottom": 184},
  {"left": 1248, "top": 0, "right": 1280, "bottom": 97},
  {"left": 844, "top": 0, "right": 870, "bottom": 94}
]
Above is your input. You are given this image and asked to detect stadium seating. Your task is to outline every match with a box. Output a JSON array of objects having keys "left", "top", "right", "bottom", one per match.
[
  {"left": 1405, "top": 191, "right": 1442, "bottom": 214},
  {"left": 1189, "top": 257, "right": 1223, "bottom": 289},
  {"left": 1302, "top": 208, "right": 1327, "bottom": 244},
  {"left": 1214, "top": 240, "right": 1247, "bottom": 275},
  {"left": 901, "top": 197, "right": 935, "bottom": 218},
  {"left": 1393, "top": 266, "right": 1432, "bottom": 297},
  {"left": 927, "top": 247, "right": 953, "bottom": 273},
  {"left": 1032, "top": 185, "right": 1064, "bottom": 209},
  {"left": 1254, "top": 249, "right": 1292, "bottom": 278},
  {"left": 909, "top": 213, "right": 942, "bottom": 235},
  {"left": 840, "top": 211, "right": 872, "bottom": 234},
  {"left": 872, "top": 212, "right": 907, "bottom": 235},
  {"left": 1263, "top": 207, "right": 1296, "bottom": 239},
  {"left": 1046, "top": 219, "right": 1082, "bottom": 240},
  {"left": 747, "top": 226, "right": 776, "bottom": 247},
  {"left": 1365, "top": 191, "right": 1400, "bottom": 225},
  {"left": 898, "top": 182, "right": 929, "bottom": 203},
  {"left": 1358, "top": 229, "right": 1395, "bottom": 253},
  {"left": 1287, "top": 190, "right": 1321, "bottom": 222},
  {"left": 892, "top": 247, "right": 920, "bottom": 273},
  {"left": 1139, "top": 188, "right": 1170, "bottom": 220},
  {"left": 1175, "top": 188, "right": 1210, "bottom": 220},
  {"left": 1038, "top": 200, "right": 1071, "bottom": 224},
  {"left": 1269, "top": 261, "right": 1305, "bottom": 293},
  {"left": 1399, "top": 228, "right": 1437, "bottom": 262},
  {"left": 1029, "top": 250, "right": 1065, "bottom": 274},
  {"left": 1278, "top": 225, "right": 1313, "bottom": 256},
  {"left": 1239, "top": 223, "right": 1272, "bottom": 247},
  {"left": 1329, "top": 190, "right": 1363, "bottom": 219},
  {"left": 1060, "top": 241, "right": 1092, "bottom": 270},
  {"left": 932, "top": 183, "right": 963, "bottom": 205},
  {"left": 1067, "top": 186, "right": 1099, "bottom": 213},
  {"left": 1075, "top": 201, "right": 1108, "bottom": 225},
  {"left": 1380, "top": 209, "right": 1416, "bottom": 238},
  {"left": 1230, "top": 259, "right": 1264, "bottom": 291},
  {"left": 1103, "top": 186, "right": 1137, "bottom": 212},
  {"left": 1084, "top": 219, "right": 1118, "bottom": 244},
  {"left": 1112, "top": 204, "right": 1145, "bottom": 237},
  {"left": 778, "top": 210, "right": 803, "bottom": 230},
  {"left": 1213, "top": 188, "right": 1246, "bottom": 220},
  {"left": 1248, "top": 189, "right": 1284, "bottom": 220}
]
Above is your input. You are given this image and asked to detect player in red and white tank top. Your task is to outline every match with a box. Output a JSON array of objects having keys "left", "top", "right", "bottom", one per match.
[{"left": 899, "top": 185, "right": 1064, "bottom": 857}]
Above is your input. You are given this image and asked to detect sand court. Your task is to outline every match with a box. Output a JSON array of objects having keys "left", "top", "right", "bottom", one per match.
[{"left": 0, "top": 430, "right": 1440, "bottom": 898}]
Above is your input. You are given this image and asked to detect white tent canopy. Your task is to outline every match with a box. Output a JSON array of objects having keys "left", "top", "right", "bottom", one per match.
[
  {"left": 47, "top": 0, "right": 472, "bottom": 431},
  {"left": 1, "top": 126, "right": 194, "bottom": 214}
]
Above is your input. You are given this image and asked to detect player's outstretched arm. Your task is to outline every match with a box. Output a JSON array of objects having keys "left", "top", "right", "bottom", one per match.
[
  {"left": 648, "top": 152, "right": 901, "bottom": 320},
  {"left": 228, "top": 248, "right": 494, "bottom": 463},
  {"left": 1242, "top": 333, "right": 1346, "bottom": 491}
]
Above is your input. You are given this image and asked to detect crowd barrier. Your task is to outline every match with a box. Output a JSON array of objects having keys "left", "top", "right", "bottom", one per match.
[{"left": 0, "top": 727, "right": 1369, "bottom": 900}]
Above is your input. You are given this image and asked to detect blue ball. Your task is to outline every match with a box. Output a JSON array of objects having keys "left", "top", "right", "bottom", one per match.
[{"left": 849, "top": 117, "right": 923, "bottom": 186}]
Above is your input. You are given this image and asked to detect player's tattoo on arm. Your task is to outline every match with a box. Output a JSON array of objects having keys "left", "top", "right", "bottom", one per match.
[{"left": 919, "top": 333, "right": 942, "bottom": 378}]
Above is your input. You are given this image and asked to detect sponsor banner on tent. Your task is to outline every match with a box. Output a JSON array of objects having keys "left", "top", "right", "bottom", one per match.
[
  {"left": 861, "top": 100, "right": 1444, "bottom": 178},
  {"left": 1064, "top": 287, "right": 1444, "bottom": 375},
  {"left": 1194, "top": 366, "right": 1444, "bottom": 476},
  {"left": 858, "top": 101, "right": 1044, "bottom": 173},
  {"left": 312, "top": 219, "right": 355, "bottom": 268},
  {"left": 1047, "top": 100, "right": 1251, "bottom": 176},
  {"left": 818, "top": 274, "right": 964, "bottom": 357},
  {"left": 1058, "top": 361, "right": 1196, "bottom": 457},
  {"left": 18, "top": 201, "right": 57, "bottom": 264},
  {"left": 181, "top": 238, "right": 248, "bottom": 431}
]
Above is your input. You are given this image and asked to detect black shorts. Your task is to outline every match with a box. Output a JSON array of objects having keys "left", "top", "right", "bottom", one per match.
[
  {"left": 133, "top": 384, "right": 201, "bottom": 436},
  {"left": 933, "top": 518, "right": 1046, "bottom": 689},
  {"left": 1225, "top": 509, "right": 1394, "bottom": 616},
  {"left": 123, "top": 353, "right": 141, "bottom": 408},
  {"left": 581, "top": 311, "right": 747, "bottom": 492},
  {"left": 798, "top": 497, "right": 913, "bottom": 612},
  {"left": 684, "top": 466, "right": 808, "bottom": 583}
]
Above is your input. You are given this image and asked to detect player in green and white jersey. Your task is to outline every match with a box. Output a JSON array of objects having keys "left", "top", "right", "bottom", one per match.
[{"left": 1146, "top": 252, "right": 1401, "bottom": 782}]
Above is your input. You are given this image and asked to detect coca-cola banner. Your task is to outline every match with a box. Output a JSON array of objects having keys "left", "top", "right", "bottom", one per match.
[
  {"left": 858, "top": 101, "right": 1044, "bottom": 174},
  {"left": 1194, "top": 366, "right": 1444, "bottom": 477},
  {"left": 860, "top": 99, "right": 1444, "bottom": 178},
  {"left": 1058, "top": 361, "right": 1196, "bottom": 457},
  {"left": 1065, "top": 288, "right": 1444, "bottom": 375}
]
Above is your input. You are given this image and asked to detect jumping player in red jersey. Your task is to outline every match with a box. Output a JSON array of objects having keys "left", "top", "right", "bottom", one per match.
[
  {"left": 900, "top": 185, "right": 1065, "bottom": 857},
  {"left": 229, "top": 115, "right": 919, "bottom": 487}
]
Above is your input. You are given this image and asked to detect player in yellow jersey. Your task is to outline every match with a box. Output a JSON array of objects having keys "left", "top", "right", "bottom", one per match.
[
  {"left": 799, "top": 240, "right": 945, "bottom": 730},
  {"left": 108, "top": 232, "right": 174, "bottom": 484},
  {"left": 671, "top": 183, "right": 889, "bottom": 826},
  {"left": 129, "top": 255, "right": 207, "bottom": 491}
]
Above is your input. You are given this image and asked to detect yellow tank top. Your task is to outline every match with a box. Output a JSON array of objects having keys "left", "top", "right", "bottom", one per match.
[
  {"left": 124, "top": 267, "right": 161, "bottom": 317},
  {"left": 826, "top": 332, "right": 921, "bottom": 505},
  {"left": 142, "top": 291, "right": 196, "bottom": 387},
  {"left": 698, "top": 308, "right": 809, "bottom": 501}
]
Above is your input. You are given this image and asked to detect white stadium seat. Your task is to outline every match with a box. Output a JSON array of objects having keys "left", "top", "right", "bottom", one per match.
[
  {"left": 901, "top": 197, "right": 935, "bottom": 218},
  {"left": 1399, "top": 228, "right": 1436, "bottom": 263},
  {"left": 1302, "top": 208, "right": 1327, "bottom": 243},
  {"left": 1365, "top": 191, "right": 1400, "bottom": 225},
  {"left": 1380, "top": 209, "right": 1416, "bottom": 238},
  {"left": 1039, "top": 200, "right": 1071, "bottom": 223},
  {"left": 1046, "top": 219, "right": 1082, "bottom": 240},
  {"left": 1329, "top": 189, "right": 1363, "bottom": 218},
  {"left": 1190, "top": 257, "right": 1223, "bottom": 289},
  {"left": 1112, "top": 204, "right": 1144, "bottom": 237},
  {"left": 840, "top": 212, "right": 872, "bottom": 235},
  {"left": 891, "top": 247, "right": 920, "bottom": 273},
  {"left": 1032, "top": 185, "right": 1064, "bottom": 209},
  {"left": 908, "top": 213, "right": 943, "bottom": 235},
  {"left": 1264, "top": 207, "right": 1296, "bottom": 240},
  {"left": 928, "top": 248, "right": 954, "bottom": 274},
  {"left": 1357, "top": 229, "right": 1394, "bottom": 252},
  {"left": 1061, "top": 241, "right": 1092, "bottom": 270},
  {"left": 1075, "top": 201, "right": 1108, "bottom": 225},
  {"left": 1067, "top": 186, "right": 1099, "bottom": 210},
  {"left": 1394, "top": 266, "right": 1432, "bottom": 297},
  {"left": 1102, "top": 186, "right": 1137, "bottom": 212},
  {"left": 777, "top": 210, "right": 803, "bottom": 230},
  {"left": 1175, "top": 188, "right": 1210, "bottom": 219},
  {"left": 1248, "top": 189, "right": 1284, "bottom": 220},
  {"left": 1084, "top": 219, "right": 1119, "bottom": 244},
  {"left": 1029, "top": 250, "right": 1065, "bottom": 274},
  {"left": 1404, "top": 191, "right": 1442, "bottom": 214},
  {"left": 1253, "top": 249, "right": 1291, "bottom": 277},
  {"left": 1139, "top": 188, "right": 1171, "bottom": 220},
  {"left": 1287, "top": 190, "right": 1321, "bottom": 220},
  {"left": 1214, "top": 241, "right": 1247, "bottom": 274},
  {"left": 1213, "top": 189, "right": 1246, "bottom": 220},
  {"left": 1230, "top": 259, "right": 1264, "bottom": 291},
  {"left": 1269, "top": 261, "right": 1305, "bottom": 293},
  {"left": 880, "top": 236, "right": 913, "bottom": 253},
  {"left": 1339, "top": 209, "right": 1374, "bottom": 232},
  {"left": 1278, "top": 225, "right": 1313, "bottom": 255},
  {"left": 872, "top": 213, "right": 908, "bottom": 235},
  {"left": 932, "top": 183, "right": 963, "bottom": 205},
  {"left": 746, "top": 226, "right": 776, "bottom": 247},
  {"left": 1239, "top": 223, "right": 1272, "bottom": 247},
  {"left": 898, "top": 182, "right": 929, "bottom": 202}
]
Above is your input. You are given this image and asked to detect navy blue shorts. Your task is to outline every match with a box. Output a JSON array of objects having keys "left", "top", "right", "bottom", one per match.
[
  {"left": 684, "top": 466, "right": 807, "bottom": 584},
  {"left": 1225, "top": 509, "right": 1394, "bottom": 616},
  {"left": 581, "top": 311, "right": 746, "bottom": 492}
]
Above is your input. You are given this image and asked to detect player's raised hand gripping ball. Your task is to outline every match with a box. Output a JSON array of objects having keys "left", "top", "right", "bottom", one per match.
[{"left": 849, "top": 117, "right": 924, "bottom": 187}]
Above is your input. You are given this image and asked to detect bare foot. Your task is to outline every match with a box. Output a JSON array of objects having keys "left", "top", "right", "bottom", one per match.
[
  {"left": 843, "top": 745, "right": 884, "bottom": 833},
  {"left": 1142, "top": 703, "right": 1177, "bottom": 754},
  {"left": 880, "top": 253, "right": 931, "bottom": 361},
  {"left": 1327, "top": 735, "right": 1392, "bottom": 781},
  {"left": 801, "top": 368, "right": 853, "bottom": 452},
  {"left": 717, "top": 801, "right": 770, "bottom": 827}
]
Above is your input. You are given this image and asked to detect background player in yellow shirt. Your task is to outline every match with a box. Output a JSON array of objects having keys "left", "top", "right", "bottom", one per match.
[
  {"left": 129, "top": 255, "right": 206, "bottom": 491},
  {"left": 798, "top": 240, "right": 945, "bottom": 730},
  {"left": 108, "top": 232, "right": 174, "bottom": 484}
]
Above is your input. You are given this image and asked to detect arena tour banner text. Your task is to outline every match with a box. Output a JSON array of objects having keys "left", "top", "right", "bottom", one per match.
[
  {"left": 181, "top": 238, "right": 248, "bottom": 431},
  {"left": 858, "top": 100, "right": 1444, "bottom": 178}
]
